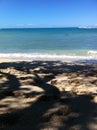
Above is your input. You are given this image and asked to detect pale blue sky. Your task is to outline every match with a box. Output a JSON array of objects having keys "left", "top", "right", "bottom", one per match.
[{"left": 0, "top": 0, "right": 97, "bottom": 28}]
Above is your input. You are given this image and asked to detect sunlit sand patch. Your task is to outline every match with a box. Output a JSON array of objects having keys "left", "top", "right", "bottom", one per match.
[
  {"left": 0, "top": 94, "right": 42, "bottom": 115},
  {"left": 92, "top": 96, "right": 97, "bottom": 103},
  {"left": 20, "top": 85, "right": 44, "bottom": 94}
]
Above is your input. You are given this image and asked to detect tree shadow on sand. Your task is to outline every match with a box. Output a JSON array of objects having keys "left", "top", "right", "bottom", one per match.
[
  {"left": 0, "top": 61, "right": 97, "bottom": 130},
  {"left": 0, "top": 72, "right": 21, "bottom": 99}
]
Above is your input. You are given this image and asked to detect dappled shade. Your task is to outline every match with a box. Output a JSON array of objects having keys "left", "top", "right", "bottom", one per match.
[{"left": 0, "top": 61, "right": 97, "bottom": 130}]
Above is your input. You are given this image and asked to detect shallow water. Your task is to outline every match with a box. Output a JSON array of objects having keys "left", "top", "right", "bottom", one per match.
[{"left": 0, "top": 28, "right": 97, "bottom": 60}]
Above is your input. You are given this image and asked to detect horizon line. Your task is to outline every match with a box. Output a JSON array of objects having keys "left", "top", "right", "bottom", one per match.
[{"left": 0, "top": 26, "right": 97, "bottom": 29}]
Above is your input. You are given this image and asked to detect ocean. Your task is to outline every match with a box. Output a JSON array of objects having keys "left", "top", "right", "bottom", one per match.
[{"left": 0, "top": 27, "right": 97, "bottom": 61}]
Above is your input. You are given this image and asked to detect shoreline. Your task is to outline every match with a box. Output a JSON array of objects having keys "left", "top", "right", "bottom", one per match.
[
  {"left": 0, "top": 57, "right": 97, "bottom": 63},
  {"left": 0, "top": 50, "right": 97, "bottom": 63}
]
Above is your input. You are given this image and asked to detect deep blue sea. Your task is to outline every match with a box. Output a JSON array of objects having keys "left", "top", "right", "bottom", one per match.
[{"left": 0, "top": 28, "right": 97, "bottom": 61}]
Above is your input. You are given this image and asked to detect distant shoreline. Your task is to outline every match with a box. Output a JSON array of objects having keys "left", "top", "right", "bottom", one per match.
[{"left": 1, "top": 27, "right": 97, "bottom": 30}]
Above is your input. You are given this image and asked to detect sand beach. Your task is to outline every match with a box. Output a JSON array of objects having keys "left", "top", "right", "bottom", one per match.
[
  {"left": 0, "top": 0, "right": 97, "bottom": 129},
  {"left": 0, "top": 59, "right": 97, "bottom": 130}
]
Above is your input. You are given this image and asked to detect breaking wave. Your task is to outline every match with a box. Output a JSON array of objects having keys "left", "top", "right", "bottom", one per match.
[{"left": 0, "top": 50, "right": 97, "bottom": 61}]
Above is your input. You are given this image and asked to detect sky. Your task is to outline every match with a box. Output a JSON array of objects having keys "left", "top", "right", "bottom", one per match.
[{"left": 0, "top": 0, "right": 97, "bottom": 28}]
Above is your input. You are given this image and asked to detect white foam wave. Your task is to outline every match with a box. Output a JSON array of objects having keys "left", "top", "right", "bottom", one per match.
[
  {"left": 78, "top": 26, "right": 97, "bottom": 29},
  {"left": 0, "top": 52, "right": 96, "bottom": 61},
  {"left": 87, "top": 50, "right": 97, "bottom": 58}
]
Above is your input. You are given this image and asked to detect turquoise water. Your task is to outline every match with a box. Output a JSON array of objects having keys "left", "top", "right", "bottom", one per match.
[{"left": 0, "top": 28, "right": 97, "bottom": 60}]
